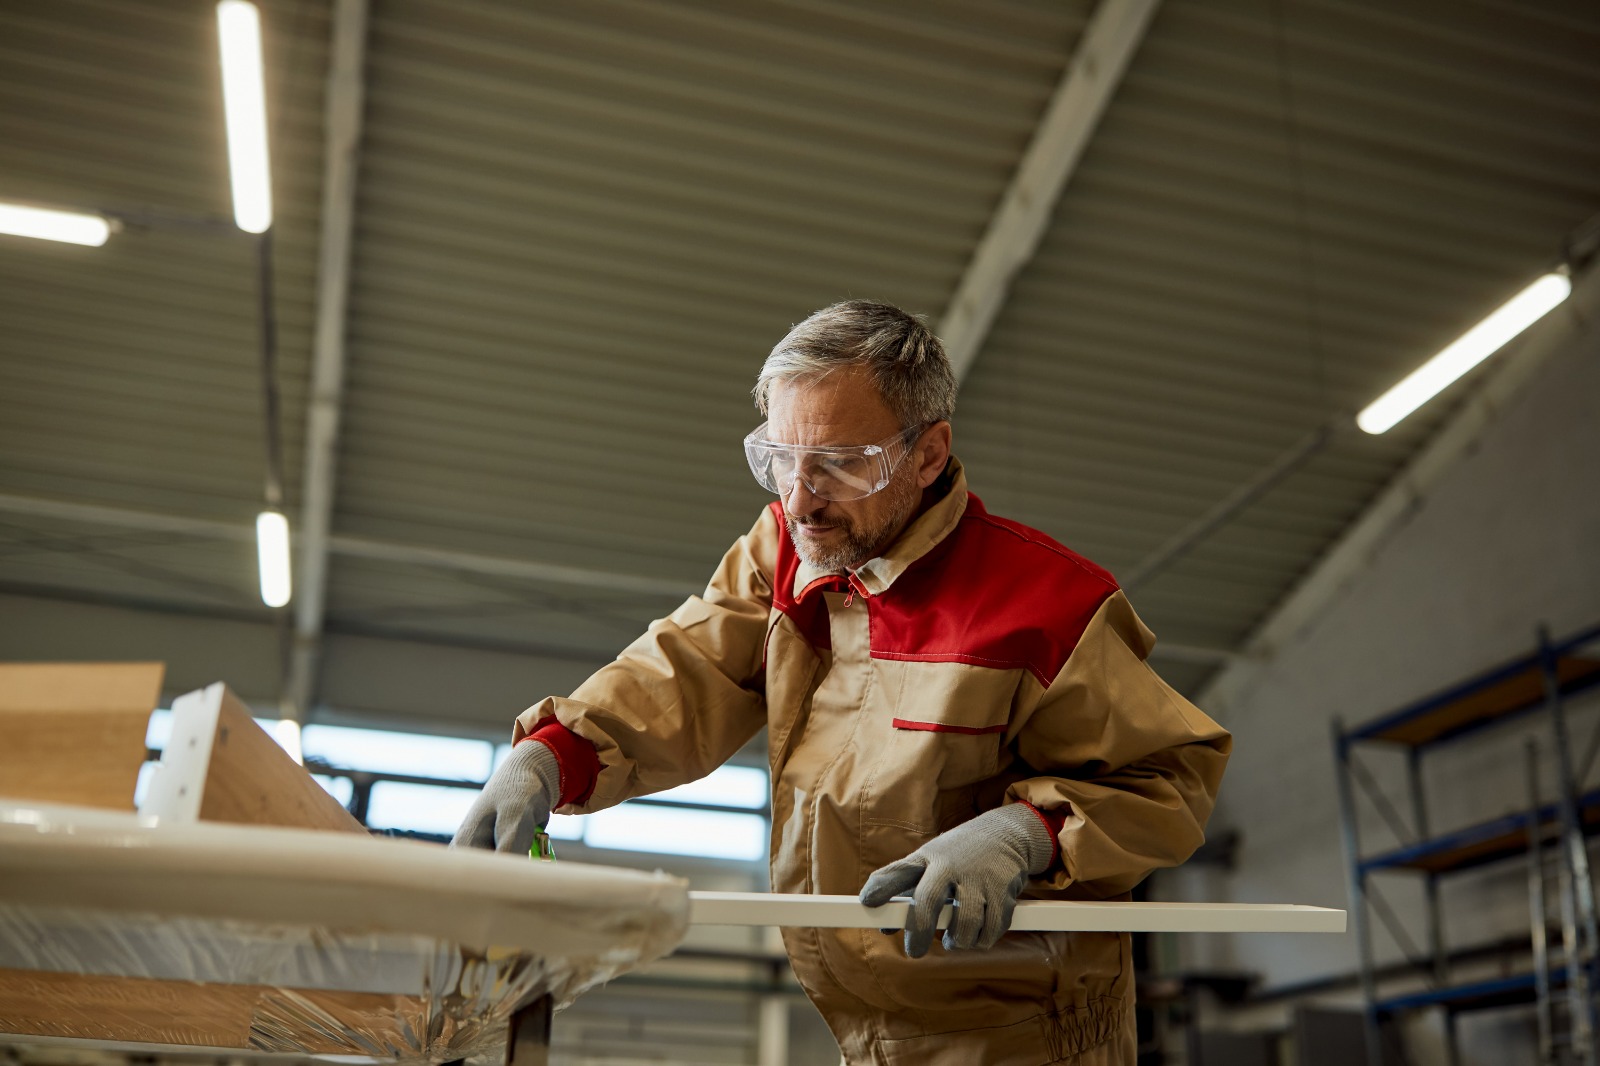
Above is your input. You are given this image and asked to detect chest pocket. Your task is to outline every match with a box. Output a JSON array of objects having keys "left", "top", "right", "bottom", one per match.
[
  {"left": 887, "top": 704, "right": 1009, "bottom": 790},
  {"left": 860, "top": 660, "right": 1019, "bottom": 834}
]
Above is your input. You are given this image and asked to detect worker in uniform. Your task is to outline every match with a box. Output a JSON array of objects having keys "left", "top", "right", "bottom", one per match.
[{"left": 454, "top": 300, "right": 1231, "bottom": 1066}]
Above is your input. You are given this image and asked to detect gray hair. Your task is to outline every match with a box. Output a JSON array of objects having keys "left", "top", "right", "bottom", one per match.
[{"left": 753, "top": 300, "right": 956, "bottom": 429}]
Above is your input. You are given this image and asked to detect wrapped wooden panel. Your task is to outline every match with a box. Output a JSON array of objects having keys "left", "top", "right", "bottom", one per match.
[
  {"left": 0, "top": 662, "right": 162, "bottom": 810},
  {"left": 139, "top": 682, "right": 362, "bottom": 833},
  {"left": 0, "top": 803, "right": 691, "bottom": 1058}
]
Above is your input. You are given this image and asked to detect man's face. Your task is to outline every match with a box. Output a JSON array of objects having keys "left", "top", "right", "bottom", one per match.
[{"left": 764, "top": 367, "right": 929, "bottom": 573}]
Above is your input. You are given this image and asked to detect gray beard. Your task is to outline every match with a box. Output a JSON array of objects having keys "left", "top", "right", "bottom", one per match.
[{"left": 786, "top": 470, "right": 920, "bottom": 573}]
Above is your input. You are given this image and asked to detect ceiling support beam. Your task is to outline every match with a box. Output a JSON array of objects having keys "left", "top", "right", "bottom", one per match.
[
  {"left": 0, "top": 492, "right": 700, "bottom": 601},
  {"left": 939, "top": 0, "right": 1161, "bottom": 382},
  {"left": 0, "top": 490, "right": 1237, "bottom": 666},
  {"left": 1123, "top": 423, "right": 1335, "bottom": 592},
  {"left": 286, "top": 0, "right": 370, "bottom": 723}
]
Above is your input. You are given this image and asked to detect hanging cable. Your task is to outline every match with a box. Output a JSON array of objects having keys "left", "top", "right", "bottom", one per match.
[
  {"left": 255, "top": 230, "right": 286, "bottom": 513},
  {"left": 1269, "top": 0, "right": 1333, "bottom": 418}
]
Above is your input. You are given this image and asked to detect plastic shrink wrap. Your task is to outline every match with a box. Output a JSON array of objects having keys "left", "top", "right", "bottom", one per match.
[{"left": 0, "top": 802, "right": 690, "bottom": 1061}]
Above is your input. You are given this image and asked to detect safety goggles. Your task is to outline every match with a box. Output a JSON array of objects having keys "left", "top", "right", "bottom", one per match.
[{"left": 743, "top": 422, "right": 923, "bottom": 502}]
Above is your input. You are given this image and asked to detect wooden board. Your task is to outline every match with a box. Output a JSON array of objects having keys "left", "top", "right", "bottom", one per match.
[
  {"left": 139, "top": 683, "right": 363, "bottom": 833},
  {"left": 0, "top": 662, "right": 163, "bottom": 810},
  {"left": 687, "top": 892, "right": 1347, "bottom": 934},
  {"left": 0, "top": 968, "right": 409, "bottom": 1052}
]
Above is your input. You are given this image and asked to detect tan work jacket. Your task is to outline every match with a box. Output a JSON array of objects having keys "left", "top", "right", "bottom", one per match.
[{"left": 515, "top": 461, "right": 1231, "bottom": 1066}]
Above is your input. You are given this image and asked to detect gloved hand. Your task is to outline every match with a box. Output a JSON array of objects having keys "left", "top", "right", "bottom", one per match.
[
  {"left": 859, "top": 803, "right": 1056, "bottom": 958},
  {"left": 450, "top": 739, "right": 560, "bottom": 854}
]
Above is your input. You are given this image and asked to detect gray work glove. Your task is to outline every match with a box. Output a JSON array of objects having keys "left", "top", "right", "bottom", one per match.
[
  {"left": 450, "top": 739, "right": 560, "bottom": 854},
  {"left": 859, "top": 803, "right": 1056, "bottom": 958}
]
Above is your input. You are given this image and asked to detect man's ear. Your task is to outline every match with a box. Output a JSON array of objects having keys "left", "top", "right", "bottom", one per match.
[{"left": 915, "top": 422, "right": 953, "bottom": 489}]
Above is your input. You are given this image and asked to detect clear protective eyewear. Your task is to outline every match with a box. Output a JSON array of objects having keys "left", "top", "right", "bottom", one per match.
[{"left": 744, "top": 422, "right": 924, "bottom": 502}]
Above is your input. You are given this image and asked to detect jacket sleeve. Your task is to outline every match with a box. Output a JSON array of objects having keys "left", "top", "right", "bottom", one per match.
[
  {"left": 1004, "top": 589, "right": 1231, "bottom": 898},
  {"left": 513, "top": 508, "right": 778, "bottom": 813}
]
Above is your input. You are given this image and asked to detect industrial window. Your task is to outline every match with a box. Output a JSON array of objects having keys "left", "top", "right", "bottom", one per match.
[
  {"left": 301, "top": 723, "right": 493, "bottom": 781},
  {"left": 311, "top": 774, "right": 355, "bottom": 807},
  {"left": 583, "top": 805, "right": 767, "bottom": 862},
  {"left": 142, "top": 709, "right": 770, "bottom": 862},
  {"left": 644, "top": 764, "right": 768, "bottom": 809}
]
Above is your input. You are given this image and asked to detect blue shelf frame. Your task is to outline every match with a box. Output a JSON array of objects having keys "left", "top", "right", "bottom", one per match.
[
  {"left": 1360, "top": 789, "right": 1600, "bottom": 877},
  {"left": 1376, "top": 972, "right": 1547, "bottom": 1016},
  {"left": 1345, "top": 621, "right": 1600, "bottom": 749},
  {"left": 1333, "top": 620, "right": 1600, "bottom": 1066}
]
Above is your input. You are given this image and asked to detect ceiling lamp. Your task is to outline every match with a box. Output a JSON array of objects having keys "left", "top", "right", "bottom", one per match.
[
  {"left": 1357, "top": 272, "right": 1571, "bottom": 434},
  {"left": 256, "top": 509, "right": 292, "bottom": 608},
  {"left": 217, "top": 0, "right": 272, "bottom": 233},
  {"left": 0, "top": 203, "right": 111, "bottom": 246}
]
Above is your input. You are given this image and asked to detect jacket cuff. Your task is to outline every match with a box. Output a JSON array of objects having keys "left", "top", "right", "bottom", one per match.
[
  {"left": 518, "top": 721, "right": 601, "bottom": 807},
  {"left": 1021, "top": 802, "right": 1065, "bottom": 872}
]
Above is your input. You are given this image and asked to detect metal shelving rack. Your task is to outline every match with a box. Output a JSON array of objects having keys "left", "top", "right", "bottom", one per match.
[{"left": 1333, "top": 621, "right": 1600, "bottom": 1066}]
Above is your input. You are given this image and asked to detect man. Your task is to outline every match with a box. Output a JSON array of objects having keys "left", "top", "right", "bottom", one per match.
[{"left": 454, "top": 301, "right": 1231, "bottom": 1065}]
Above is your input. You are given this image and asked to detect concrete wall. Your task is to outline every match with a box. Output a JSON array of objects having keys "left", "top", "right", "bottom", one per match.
[{"left": 1174, "top": 319, "right": 1600, "bottom": 1062}]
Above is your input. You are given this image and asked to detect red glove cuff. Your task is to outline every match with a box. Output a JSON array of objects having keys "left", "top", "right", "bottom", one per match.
[
  {"left": 517, "top": 721, "right": 601, "bottom": 807},
  {"left": 1021, "top": 802, "right": 1065, "bottom": 871}
]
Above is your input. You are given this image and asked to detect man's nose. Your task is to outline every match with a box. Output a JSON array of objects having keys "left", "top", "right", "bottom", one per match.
[{"left": 783, "top": 477, "right": 826, "bottom": 519}]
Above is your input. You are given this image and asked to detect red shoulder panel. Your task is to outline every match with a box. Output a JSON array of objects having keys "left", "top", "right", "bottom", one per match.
[{"left": 868, "top": 494, "right": 1117, "bottom": 686}]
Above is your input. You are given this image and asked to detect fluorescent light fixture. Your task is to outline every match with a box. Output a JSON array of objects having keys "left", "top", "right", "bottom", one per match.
[
  {"left": 256, "top": 509, "right": 291, "bottom": 607},
  {"left": 217, "top": 0, "right": 272, "bottom": 233},
  {"left": 1357, "top": 272, "right": 1572, "bottom": 434},
  {"left": 0, "top": 203, "right": 111, "bottom": 246},
  {"left": 273, "top": 718, "right": 304, "bottom": 765}
]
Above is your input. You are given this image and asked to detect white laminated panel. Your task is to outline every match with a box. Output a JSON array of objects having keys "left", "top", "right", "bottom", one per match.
[{"left": 688, "top": 891, "right": 1345, "bottom": 934}]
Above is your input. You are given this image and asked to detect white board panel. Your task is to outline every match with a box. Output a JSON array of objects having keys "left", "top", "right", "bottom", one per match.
[{"left": 688, "top": 892, "right": 1345, "bottom": 934}]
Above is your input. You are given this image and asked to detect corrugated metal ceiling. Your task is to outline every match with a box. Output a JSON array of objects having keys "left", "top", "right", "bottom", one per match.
[
  {"left": 963, "top": 0, "right": 1600, "bottom": 689},
  {"left": 0, "top": 0, "right": 1596, "bottom": 713},
  {"left": 330, "top": 0, "right": 1093, "bottom": 673}
]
